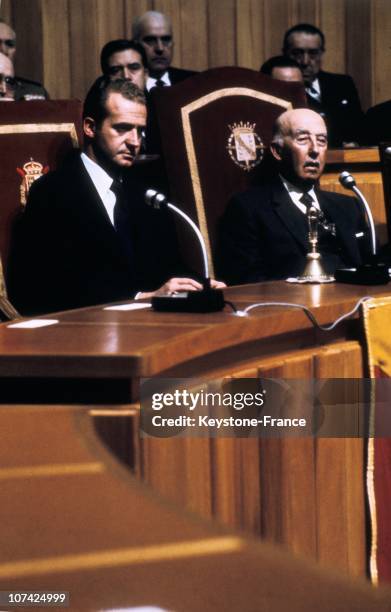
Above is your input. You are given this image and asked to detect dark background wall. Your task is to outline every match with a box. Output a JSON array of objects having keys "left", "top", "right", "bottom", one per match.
[{"left": 1, "top": 0, "right": 390, "bottom": 111}]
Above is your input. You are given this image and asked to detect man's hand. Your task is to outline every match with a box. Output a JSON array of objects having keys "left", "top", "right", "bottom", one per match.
[{"left": 137, "top": 277, "right": 225, "bottom": 300}]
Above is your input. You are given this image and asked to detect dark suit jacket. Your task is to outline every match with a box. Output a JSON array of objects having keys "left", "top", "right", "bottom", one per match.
[
  {"left": 14, "top": 76, "right": 49, "bottom": 101},
  {"left": 167, "top": 66, "right": 197, "bottom": 85},
  {"left": 216, "top": 179, "right": 367, "bottom": 285},
  {"left": 363, "top": 100, "right": 391, "bottom": 145},
  {"left": 144, "top": 66, "right": 197, "bottom": 155},
  {"left": 7, "top": 153, "right": 184, "bottom": 315},
  {"left": 306, "top": 71, "right": 363, "bottom": 147}
]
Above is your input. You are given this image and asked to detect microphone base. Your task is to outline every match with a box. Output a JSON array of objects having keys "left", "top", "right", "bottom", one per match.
[
  {"left": 152, "top": 288, "right": 225, "bottom": 313},
  {"left": 335, "top": 264, "right": 389, "bottom": 285}
]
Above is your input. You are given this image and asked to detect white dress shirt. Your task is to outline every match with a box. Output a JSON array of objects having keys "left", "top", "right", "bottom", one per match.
[
  {"left": 146, "top": 71, "right": 171, "bottom": 92},
  {"left": 80, "top": 152, "right": 116, "bottom": 225},
  {"left": 305, "top": 78, "right": 321, "bottom": 102},
  {"left": 280, "top": 175, "right": 320, "bottom": 214}
]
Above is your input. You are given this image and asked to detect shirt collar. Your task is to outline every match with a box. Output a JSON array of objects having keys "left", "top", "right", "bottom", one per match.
[
  {"left": 280, "top": 175, "right": 319, "bottom": 213},
  {"left": 80, "top": 152, "right": 114, "bottom": 197},
  {"left": 146, "top": 71, "right": 171, "bottom": 91}
]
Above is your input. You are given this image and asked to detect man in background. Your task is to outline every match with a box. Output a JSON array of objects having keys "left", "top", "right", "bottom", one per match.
[
  {"left": 100, "top": 39, "right": 148, "bottom": 90},
  {"left": 0, "top": 51, "right": 15, "bottom": 100},
  {"left": 260, "top": 55, "right": 303, "bottom": 83},
  {"left": 283, "top": 23, "right": 363, "bottom": 147},
  {"left": 0, "top": 19, "right": 48, "bottom": 100},
  {"left": 132, "top": 11, "right": 196, "bottom": 91}
]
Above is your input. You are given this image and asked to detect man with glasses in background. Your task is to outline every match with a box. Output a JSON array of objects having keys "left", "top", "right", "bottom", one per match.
[
  {"left": 283, "top": 23, "right": 363, "bottom": 147},
  {"left": 0, "top": 19, "right": 48, "bottom": 100},
  {"left": 0, "top": 51, "right": 16, "bottom": 100}
]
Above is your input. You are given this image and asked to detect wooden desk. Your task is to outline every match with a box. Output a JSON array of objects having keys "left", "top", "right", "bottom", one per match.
[
  {"left": 2, "top": 404, "right": 390, "bottom": 611},
  {"left": 1, "top": 281, "right": 391, "bottom": 579}
]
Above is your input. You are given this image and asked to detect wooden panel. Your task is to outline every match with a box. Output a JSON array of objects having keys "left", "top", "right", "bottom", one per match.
[
  {"left": 41, "top": 0, "right": 71, "bottom": 99},
  {"left": 263, "top": 0, "right": 296, "bottom": 60},
  {"left": 180, "top": 0, "right": 208, "bottom": 71},
  {"left": 12, "top": 0, "right": 43, "bottom": 86},
  {"left": 235, "top": 0, "right": 265, "bottom": 70},
  {"left": 124, "top": 0, "right": 152, "bottom": 39},
  {"left": 315, "top": 342, "right": 366, "bottom": 577},
  {"left": 371, "top": 0, "right": 391, "bottom": 105},
  {"left": 0, "top": 1, "right": 13, "bottom": 23},
  {"left": 207, "top": 0, "right": 236, "bottom": 67},
  {"left": 68, "top": 0, "right": 101, "bottom": 100},
  {"left": 346, "top": 0, "right": 372, "bottom": 111},
  {"left": 320, "top": 0, "right": 346, "bottom": 75}
]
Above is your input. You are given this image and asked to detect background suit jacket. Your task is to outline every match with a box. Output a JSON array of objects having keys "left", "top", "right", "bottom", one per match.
[
  {"left": 216, "top": 179, "right": 367, "bottom": 285},
  {"left": 7, "top": 153, "right": 185, "bottom": 315},
  {"left": 306, "top": 71, "right": 363, "bottom": 147},
  {"left": 363, "top": 100, "right": 391, "bottom": 145}
]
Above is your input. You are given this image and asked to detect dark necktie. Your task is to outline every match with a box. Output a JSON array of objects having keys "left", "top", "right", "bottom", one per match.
[
  {"left": 155, "top": 78, "right": 166, "bottom": 87},
  {"left": 300, "top": 192, "right": 314, "bottom": 211},
  {"left": 111, "top": 179, "right": 134, "bottom": 271}
]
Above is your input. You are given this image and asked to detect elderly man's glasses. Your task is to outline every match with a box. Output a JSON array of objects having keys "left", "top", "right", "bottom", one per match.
[
  {"left": 289, "top": 48, "right": 323, "bottom": 59},
  {"left": 0, "top": 39, "right": 16, "bottom": 48},
  {"left": 142, "top": 35, "right": 172, "bottom": 48},
  {"left": 0, "top": 75, "right": 16, "bottom": 87}
]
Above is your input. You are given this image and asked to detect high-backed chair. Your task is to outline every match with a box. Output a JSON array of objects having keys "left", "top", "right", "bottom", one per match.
[
  {"left": 0, "top": 100, "right": 82, "bottom": 277},
  {"left": 151, "top": 67, "right": 306, "bottom": 275}
]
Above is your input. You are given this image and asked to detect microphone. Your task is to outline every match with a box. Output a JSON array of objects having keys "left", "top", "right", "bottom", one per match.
[
  {"left": 335, "top": 172, "right": 388, "bottom": 285},
  {"left": 145, "top": 189, "right": 225, "bottom": 312},
  {"left": 339, "top": 171, "right": 376, "bottom": 255},
  {"left": 384, "top": 147, "right": 391, "bottom": 156}
]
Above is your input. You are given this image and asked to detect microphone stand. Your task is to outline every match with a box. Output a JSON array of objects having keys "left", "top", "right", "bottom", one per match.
[
  {"left": 335, "top": 172, "right": 389, "bottom": 285},
  {"left": 145, "top": 190, "right": 225, "bottom": 312}
]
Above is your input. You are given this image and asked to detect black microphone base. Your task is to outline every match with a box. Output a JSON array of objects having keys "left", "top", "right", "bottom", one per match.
[
  {"left": 152, "top": 289, "right": 225, "bottom": 313},
  {"left": 335, "top": 264, "right": 389, "bottom": 285}
]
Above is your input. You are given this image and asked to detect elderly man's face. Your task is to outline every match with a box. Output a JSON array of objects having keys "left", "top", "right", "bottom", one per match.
[
  {"left": 272, "top": 109, "right": 328, "bottom": 187},
  {"left": 0, "top": 52, "right": 15, "bottom": 100},
  {"left": 106, "top": 49, "right": 147, "bottom": 90},
  {"left": 0, "top": 22, "right": 16, "bottom": 60},
  {"left": 285, "top": 32, "right": 323, "bottom": 85},
  {"left": 137, "top": 15, "right": 173, "bottom": 77}
]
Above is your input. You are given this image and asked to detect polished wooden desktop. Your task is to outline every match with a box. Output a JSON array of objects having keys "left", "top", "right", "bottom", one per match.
[
  {"left": 2, "top": 404, "right": 391, "bottom": 611},
  {"left": 1, "top": 281, "right": 391, "bottom": 580}
]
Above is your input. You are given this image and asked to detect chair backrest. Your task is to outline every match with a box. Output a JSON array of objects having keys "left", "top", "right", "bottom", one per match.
[
  {"left": 151, "top": 67, "right": 306, "bottom": 275},
  {"left": 0, "top": 100, "right": 83, "bottom": 276}
]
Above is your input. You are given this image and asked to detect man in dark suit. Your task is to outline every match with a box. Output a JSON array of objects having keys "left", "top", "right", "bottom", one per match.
[
  {"left": 132, "top": 11, "right": 196, "bottom": 91},
  {"left": 7, "top": 78, "right": 210, "bottom": 315},
  {"left": 363, "top": 100, "right": 391, "bottom": 145},
  {"left": 283, "top": 23, "right": 363, "bottom": 147},
  {"left": 217, "top": 109, "right": 367, "bottom": 285},
  {"left": 100, "top": 39, "right": 148, "bottom": 91}
]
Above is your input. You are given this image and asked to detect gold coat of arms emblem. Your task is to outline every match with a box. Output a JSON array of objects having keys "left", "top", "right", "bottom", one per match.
[
  {"left": 16, "top": 158, "right": 49, "bottom": 206},
  {"left": 227, "top": 122, "right": 264, "bottom": 171}
]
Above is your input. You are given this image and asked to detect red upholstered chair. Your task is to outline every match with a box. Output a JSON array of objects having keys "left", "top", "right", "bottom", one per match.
[{"left": 0, "top": 100, "right": 82, "bottom": 276}]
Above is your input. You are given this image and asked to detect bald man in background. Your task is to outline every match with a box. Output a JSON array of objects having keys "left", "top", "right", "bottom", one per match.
[{"left": 132, "top": 10, "right": 196, "bottom": 91}]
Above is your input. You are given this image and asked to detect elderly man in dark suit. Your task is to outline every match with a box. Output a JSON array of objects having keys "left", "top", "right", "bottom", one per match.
[
  {"left": 217, "top": 109, "right": 367, "bottom": 285},
  {"left": 7, "top": 78, "right": 215, "bottom": 316},
  {"left": 283, "top": 23, "right": 363, "bottom": 147}
]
